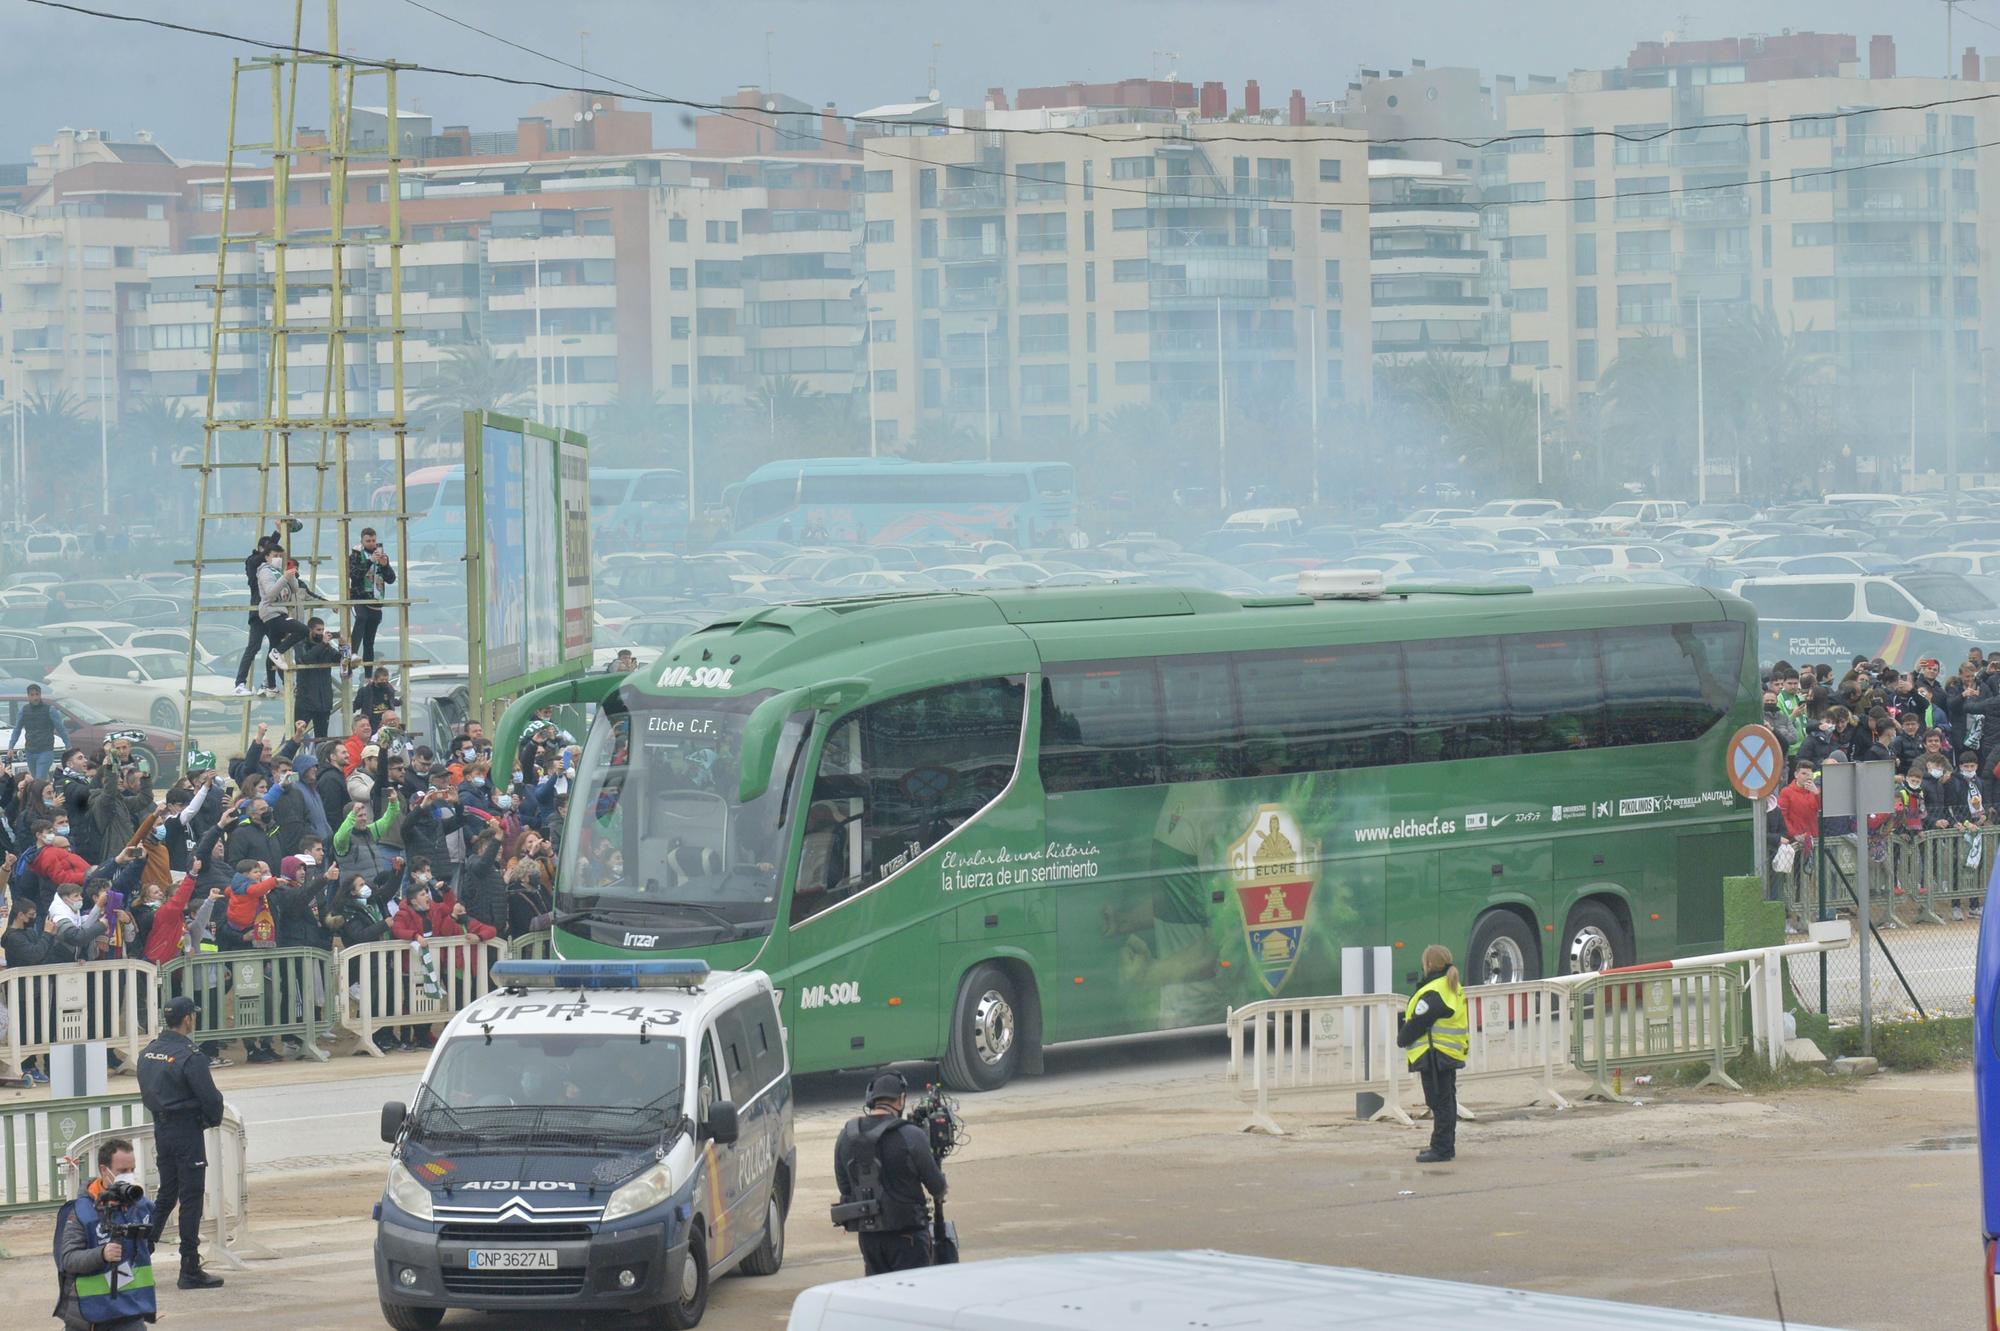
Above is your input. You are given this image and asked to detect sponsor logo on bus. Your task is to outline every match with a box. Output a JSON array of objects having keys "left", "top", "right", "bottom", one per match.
[
  {"left": 1351, "top": 815, "right": 1460, "bottom": 844},
  {"left": 1229, "top": 805, "right": 1314, "bottom": 996},
  {"left": 1551, "top": 804, "right": 1587, "bottom": 823},
  {"left": 1619, "top": 797, "right": 1661, "bottom": 817},
  {"left": 800, "top": 982, "right": 861, "bottom": 1010}
]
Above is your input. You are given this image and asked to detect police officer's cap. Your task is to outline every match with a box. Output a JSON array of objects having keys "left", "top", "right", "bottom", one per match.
[
  {"left": 864, "top": 1070, "right": 907, "bottom": 1106},
  {"left": 164, "top": 996, "right": 201, "bottom": 1028}
]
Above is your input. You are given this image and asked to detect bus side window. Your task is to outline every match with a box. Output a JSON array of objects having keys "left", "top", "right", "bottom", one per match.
[
  {"left": 1403, "top": 637, "right": 1507, "bottom": 762},
  {"left": 1160, "top": 655, "right": 1241, "bottom": 783},
  {"left": 1236, "top": 644, "right": 1408, "bottom": 774},
  {"left": 1600, "top": 623, "right": 1739, "bottom": 744},
  {"left": 1039, "top": 665, "right": 1162, "bottom": 793},
  {"left": 1503, "top": 632, "right": 1608, "bottom": 753}
]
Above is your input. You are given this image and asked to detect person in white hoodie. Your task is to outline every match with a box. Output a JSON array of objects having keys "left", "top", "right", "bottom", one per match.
[{"left": 254, "top": 550, "right": 314, "bottom": 678}]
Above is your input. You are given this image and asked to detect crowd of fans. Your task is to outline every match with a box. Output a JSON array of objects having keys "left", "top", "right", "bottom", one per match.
[
  {"left": 1763, "top": 652, "right": 1997, "bottom": 923},
  {"left": 0, "top": 700, "right": 582, "bottom": 1081}
]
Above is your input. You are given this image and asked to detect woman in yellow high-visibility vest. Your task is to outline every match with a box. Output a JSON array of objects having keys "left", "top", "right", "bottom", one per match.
[{"left": 1397, "top": 944, "right": 1469, "bottom": 1163}]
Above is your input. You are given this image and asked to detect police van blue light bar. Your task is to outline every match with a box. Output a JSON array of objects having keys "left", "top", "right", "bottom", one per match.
[{"left": 491, "top": 959, "right": 711, "bottom": 991}]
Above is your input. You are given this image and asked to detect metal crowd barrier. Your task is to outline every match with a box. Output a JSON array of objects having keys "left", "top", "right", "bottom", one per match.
[
  {"left": 157, "top": 946, "right": 338, "bottom": 1062},
  {"left": 1569, "top": 964, "right": 1743, "bottom": 1101},
  {"left": 0, "top": 1093, "right": 148, "bottom": 1219},
  {"left": 1777, "top": 826, "right": 1994, "bottom": 928},
  {"left": 1228, "top": 980, "right": 1578, "bottom": 1132},
  {"left": 0, "top": 958, "right": 159, "bottom": 1075},
  {"left": 1226, "top": 994, "right": 1414, "bottom": 1134},
  {"left": 60, "top": 1104, "right": 253, "bottom": 1269},
  {"left": 337, "top": 934, "right": 506, "bottom": 1057}
]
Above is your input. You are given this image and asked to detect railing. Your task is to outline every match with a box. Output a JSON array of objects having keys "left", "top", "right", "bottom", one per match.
[
  {"left": 1568, "top": 964, "right": 1742, "bottom": 1101},
  {"left": 1017, "top": 333, "right": 1069, "bottom": 355},
  {"left": 938, "top": 236, "right": 1005, "bottom": 263},
  {"left": 1834, "top": 135, "right": 1938, "bottom": 162},
  {"left": 157, "top": 946, "right": 338, "bottom": 1062},
  {"left": 1149, "top": 226, "right": 1273, "bottom": 250},
  {"left": 1227, "top": 994, "right": 1414, "bottom": 1134},
  {"left": 1615, "top": 252, "right": 1673, "bottom": 273},
  {"left": 1, "top": 958, "right": 159, "bottom": 1074},
  {"left": 1672, "top": 139, "right": 1749, "bottom": 166},
  {"left": 943, "top": 283, "right": 1006, "bottom": 310},
  {"left": 509, "top": 930, "right": 555, "bottom": 960},
  {"left": 1675, "top": 250, "right": 1749, "bottom": 274},
  {"left": 1015, "top": 234, "right": 1068, "bottom": 254},
  {"left": 1672, "top": 192, "right": 1750, "bottom": 222},
  {"left": 0, "top": 1093, "right": 148, "bottom": 1219},
  {"left": 939, "top": 185, "right": 1005, "bottom": 211},
  {"left": 60, "top": 1104, "right": 254, "bottom": 1267},
  {"left": 338, "top": 935, "right": 507, "bottom": 1058}
]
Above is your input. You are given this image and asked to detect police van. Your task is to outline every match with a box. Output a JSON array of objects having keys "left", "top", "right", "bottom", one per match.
[{"left": 372, "top": 960, "right": 794, "bottom": 1330}]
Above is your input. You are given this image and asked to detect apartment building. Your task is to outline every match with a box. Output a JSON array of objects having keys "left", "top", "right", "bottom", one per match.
[
  {"left": 1493, "top": 32, "right": 2000, "bottom": 467},
  {"left": 0, "top": 128, "right": 190, "bottom": 420},
  {"left": 144, "top": 92, "right": 862, "bottom": 444},
  {"left": 859, "top": 119, "right": 1372, "bottom": 447},
  {"left": 1367, "top": 160, "right": 1494, "bottom": 369}
]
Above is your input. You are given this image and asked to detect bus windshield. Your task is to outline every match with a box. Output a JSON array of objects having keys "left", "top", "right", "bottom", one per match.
[{"left": 556, "top": 685, "right": 810, "bottom": 948}]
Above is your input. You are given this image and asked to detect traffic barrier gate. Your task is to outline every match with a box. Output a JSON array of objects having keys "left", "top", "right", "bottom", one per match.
[
  {"left": 157, "top": 946, "right": 337, "bottom": 1061},
  {"left": 1569, "top": 963, "right": 1743, "bottom": 1100},
  {"left": 0, "top": 1093, "right": 148, "bottom": 1219},
  {"left": 0, "top": 958, "right": 160, "bottom": 1076},
  {"left": 61, "top": 1103, "right": 254, "bottom": 1269},
  {"left": 336, "top": 934, "right": 506, "bottom": 1057}
]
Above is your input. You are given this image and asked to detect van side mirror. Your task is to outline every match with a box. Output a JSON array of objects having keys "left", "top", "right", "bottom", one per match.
[
  {"left": 702, "top": 1100, "right": 739, "bottom": 1146},
  {"left": 380, "top": 1101, "right": 407, "bottom": 1144}
]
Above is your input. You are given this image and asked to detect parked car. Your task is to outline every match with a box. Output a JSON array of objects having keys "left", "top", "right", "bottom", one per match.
[
  {"left": 43, "top": 648, "right": 239, "bottom": 732},
  {"left": 0, "top": 679, "right": 182, "bottom": 777}
]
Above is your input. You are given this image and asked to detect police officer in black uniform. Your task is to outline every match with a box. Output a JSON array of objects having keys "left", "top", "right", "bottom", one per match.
[
  {"left": 136, "top": 996, "right": 226, "bottom": 1289},
  {"left": 831, "top": 1071, "right": 947, "bottom": 1274}
]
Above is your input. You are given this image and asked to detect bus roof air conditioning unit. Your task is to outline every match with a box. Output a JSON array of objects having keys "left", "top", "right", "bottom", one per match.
[{"left": 1298, "top": 569, "right": 1385, "bottom": 600}]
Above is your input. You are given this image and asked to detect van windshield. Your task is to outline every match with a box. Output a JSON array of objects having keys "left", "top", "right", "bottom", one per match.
[{"left": 410, "top": 1032, "right": 687, "bottom": 1146}]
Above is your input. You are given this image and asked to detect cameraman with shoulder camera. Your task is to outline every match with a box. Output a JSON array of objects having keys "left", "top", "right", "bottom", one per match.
[
  {"left": 53, "top": 1137, "right": 155, "bottom": 1331},
  {"left": 832, "top": 1071, "right": 947, "bottom": 1275},
  {"left": 136, "top": 996, "right": 224, "bottom": 1290}
]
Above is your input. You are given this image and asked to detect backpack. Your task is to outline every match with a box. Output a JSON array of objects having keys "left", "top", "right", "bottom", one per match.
[{"left": 832, "top": 1115, "right": 926, "bottom": 1234}]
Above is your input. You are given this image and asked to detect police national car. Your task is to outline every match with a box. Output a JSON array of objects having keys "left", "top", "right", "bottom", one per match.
[{"left": 373, "top": 960, "right": 794, "bottom": 1330}]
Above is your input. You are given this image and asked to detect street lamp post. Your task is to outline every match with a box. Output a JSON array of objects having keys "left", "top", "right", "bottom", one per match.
[
  {"left": 95, "top": 338, "right": 109, "bottom": 517},
  {"left": 1534, "top": 363, "right": 1564, "bottom": 493},
  {"left": 981, "top": 321, "right": 992, "bottom": 462},
  {"left": 558, "top": 335, "right": 584, "bottom": 433},
  {"left": 532, "top": 240, "right": 545, "bottom": 425}
]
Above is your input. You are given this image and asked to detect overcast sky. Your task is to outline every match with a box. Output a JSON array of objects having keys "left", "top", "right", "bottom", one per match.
[{"left": 1, "top": 0, "right": 1990, "bottom": 159}]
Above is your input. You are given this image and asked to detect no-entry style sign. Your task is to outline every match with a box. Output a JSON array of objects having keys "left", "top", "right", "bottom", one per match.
[{"left": 1725, "top": 724, "right": 1784, "bottom": 802}]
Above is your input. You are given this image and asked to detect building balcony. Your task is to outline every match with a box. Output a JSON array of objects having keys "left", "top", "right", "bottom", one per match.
[
  {"left": 1370, "top": 252, "right": 1484, "bottom": 278},
  {"left": 485, "top": 235, "right": 616, "bottom": 264},
  {"left": 1614, "top": 253, "right": 1672, "bottom": 274},
  {"left": 939, "top": 236, "right": 1006, "bottom": 263},
  {"left": 942, "top": 282, "right": 1007, "bottom": 310},
  {"left": 1840, "top": 192, "right": 1943, "bottom": 220},
  {"left": 1017, "top": 334, "right": 1068, "bottom": 356},
  {"left": 1833, "top": 135, "right": 1938, "bottom": 163},
  {"left": 1148, "top": 226, "right": 1271, "bottom": 253},
  {"left": 1616, "top": 304, "right": 1675, "bottom": 326},
  {"left": 1146, "top": 177, "right": 1232, "bottom": 206},
  {"left": 1675, "top": 251, "right": 1749, "bottom": 275},
  {"left": 1149, "top": 329, "right": 1298, "bottom": 357},
  {"left": 12, "top": 264, "right": 63, "bottom": 285},
  {"left": 1015, "top": 235, "right": 1068, "bottom": 255},
  {"left": 1014, "top": 182, "right": 1067, "bottom": 204},
  {"left": 939, "top": 340, "right": 1004, "bottom": 367},
  {"left": 1371, "top": 202, "right": 1481, "bottom": 226},
  {"left": 943, "top": 384, "right": 1005, "bottom": 410},
  {"left": 939, "top": 185, "right": 1005, "bottom": 211},
  {"left": 487, "top": 285, "right": 617, "bottom": 311},
  {"left": 1372, "top": 293, "right": 1489, "bottom": 308},
  {"left": 1148, "top": 276, "right": 1270, "bottom": 303},
  {"left": 1671, "top": 193, "right": 1750, "bottom": 223},
  {"left": 1019, "top": 383, "right": 1071, "bottom": 406},
  {"left": 1834, "top": 242, "right": 1946, "bottom": 273},
  {"left": 1672, "top": 139, "right": 1749, "bottom": 167}
]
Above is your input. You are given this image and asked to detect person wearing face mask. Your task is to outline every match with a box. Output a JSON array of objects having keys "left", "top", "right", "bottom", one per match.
[
  {"left": 222, "top": 797, "right": 281, "bottom": 876},
  {"left": 291, "top": 616, "right": 346, "bottom": 741},
  {"left": 254, "top": 548, "right": 314, "bottom": 678},
  {"left": 233, "top": 527, "right": 288, "bottom": 696},
  {"left": 55, "top": 1137, "right": 159, "bottom": 1330},
  {"left": 456, "top": 823, "right": 512, "bottom": 937},
  {"left": 1795, "top": 707, "right": 1846, "bottom": 771},
  {"left": 45, "top": 867, "right": 108, "bottom": 963},
  {"left": 334, "top": 794, "right": 401, "bottom": 883}
]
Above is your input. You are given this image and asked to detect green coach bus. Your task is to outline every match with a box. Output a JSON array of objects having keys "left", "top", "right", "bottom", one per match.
[{"left": 496, "top": 581, "right": 1757, "bottom": 1091}]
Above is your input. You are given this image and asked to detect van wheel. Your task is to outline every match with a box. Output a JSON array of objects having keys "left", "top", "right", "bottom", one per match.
[
  {"left": 662, "top": 1228, "right": 709, "bottom": 1329},
  {"left": 379, "top": 1302, "right": 444, "bottom": 1330},
  {"left": 1561, "top": 901, "right": 1632, "bottom": 976},
  {"left": 941, "top": 963, "right": 1023, "bottom": 1092},
  {"left": 1468, "top": 911, "right": 1541, "bottom": 985},
  {"left": 737, "top": 1190, "right": 785, "bottom": 1277}
]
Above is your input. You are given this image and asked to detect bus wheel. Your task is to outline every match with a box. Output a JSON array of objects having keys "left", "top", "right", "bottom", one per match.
[
  {"left": 942, "top": 963, "right": 1023, "bottom": 1092},
  {"left": 1468, "top": 911, "right": 1540, "bottom": 985},
  {"left": 1561, "top": 901, "right": 1631, "bottom": 976}
]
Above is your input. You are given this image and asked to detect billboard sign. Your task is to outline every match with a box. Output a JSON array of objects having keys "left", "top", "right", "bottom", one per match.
[{"left": 464, "top": 412, "right": 593, "bottom": 709}]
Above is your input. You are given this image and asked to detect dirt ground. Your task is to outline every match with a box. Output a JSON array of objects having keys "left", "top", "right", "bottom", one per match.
[{"left": 1, "top": 1055, "right": 1976, "bottom": 1330}]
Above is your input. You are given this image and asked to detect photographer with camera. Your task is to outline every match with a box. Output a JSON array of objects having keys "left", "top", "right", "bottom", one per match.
[
  {"left": 831, "top": 1071, "right": 949, "bottom": 1275},
  {"left": 54, "top": 1137, "right": 156, "bottom": 1331},
  {"left": 136, "top": 996, "right": 225, "bottom": 1290}
]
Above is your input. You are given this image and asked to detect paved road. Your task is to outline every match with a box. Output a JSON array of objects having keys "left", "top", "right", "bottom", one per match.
[{"left": 0, "top": 1034, "right": 1973, "bottom": 1331}]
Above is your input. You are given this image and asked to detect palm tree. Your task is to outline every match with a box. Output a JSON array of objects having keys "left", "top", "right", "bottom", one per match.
[
  {"left": 588, "top": 391, "right": 672, "bottom": 467},
  {"left": 1598, "top": 336, "right": 1696, "bottom": 494},
  {"left": 410, "top": 338, "right": 532, "bottom": 454}
]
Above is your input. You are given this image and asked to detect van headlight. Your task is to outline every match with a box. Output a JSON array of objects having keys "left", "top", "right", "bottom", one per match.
[
  {"left": 601, "top": 1161, "right": 674, "bottom": 1223},
  {"left": 386, "top": 1159, "right": 434, "bottom": 1221}
]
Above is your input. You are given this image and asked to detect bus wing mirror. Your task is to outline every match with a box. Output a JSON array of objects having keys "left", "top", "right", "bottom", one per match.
[{"left": 735, "top": 688, "right": 811, "bottom": 804}]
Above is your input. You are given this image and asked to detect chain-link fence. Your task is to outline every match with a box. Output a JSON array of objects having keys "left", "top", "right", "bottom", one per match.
[{"left": 1777, "top": 826, "right": 1985, "bottom": 1024}]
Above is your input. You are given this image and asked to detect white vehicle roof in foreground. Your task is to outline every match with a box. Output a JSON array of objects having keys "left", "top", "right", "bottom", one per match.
[
  {"left": 783, "top": 1251, "right": 1839, "bottom": 1331},
  {"left": 443, "top": 964, "right": 768, "bottom": 1039}
]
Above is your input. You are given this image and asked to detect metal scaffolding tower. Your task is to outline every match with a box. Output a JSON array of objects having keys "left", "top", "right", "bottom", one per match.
[{"left": 181, "top": 1, "right": 414, "bottom": 757}]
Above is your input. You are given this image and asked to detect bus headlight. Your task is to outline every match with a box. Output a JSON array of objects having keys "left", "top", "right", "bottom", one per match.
[
  {"left": 386, "top": 1160, "right": 434, "bottom": 1221},
  {"left": 601, "top": 1162, "right": 674, "bottom": 1223}
]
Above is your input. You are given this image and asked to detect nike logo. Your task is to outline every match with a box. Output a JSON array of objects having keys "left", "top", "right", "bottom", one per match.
[{"left": 1491, "top": 814, "right": 1512, "bottom": 826}]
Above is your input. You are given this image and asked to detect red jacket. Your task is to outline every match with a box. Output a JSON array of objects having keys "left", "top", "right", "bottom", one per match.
[
  {"left": 224, "top": 875, "right": 280, "bottom": 930},
  {"left": 144, "top": 874, "right": 199, "bottom": 965},
  {"left": 38, "top": 845, "right": 90, "bottom": 887},
  {"left": 389, "top": 890, "right": 496, "bottom": 945},
  {"left": 1776, "top": 785, "right": 1822, "bottom": 839}
]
